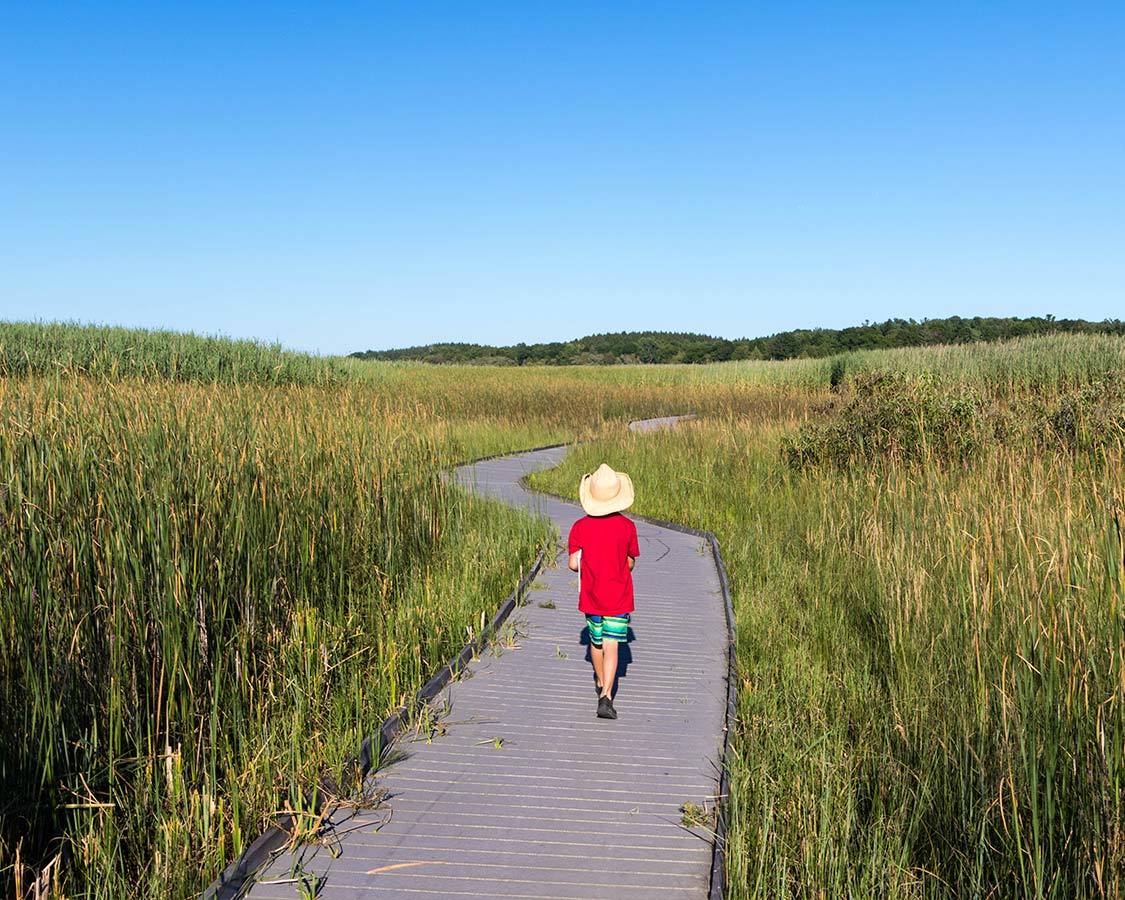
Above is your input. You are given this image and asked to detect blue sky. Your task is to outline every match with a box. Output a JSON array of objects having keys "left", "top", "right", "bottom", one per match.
[{"left": 2, "top": 2, "right": 1122, "bottom": 354}]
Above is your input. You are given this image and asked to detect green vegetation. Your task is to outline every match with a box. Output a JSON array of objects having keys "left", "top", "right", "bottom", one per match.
[
  {"left": 531, "top": 334, "right": 1125, "bottom": 898},
  {"left": 0, "top": 324, "right": 786, "bottom": 897},
  {"left": 2, "top": 321, "right": 1121, "bottom": 898},
  {"left": 782, "top": 369, "right": 1124, "bottom": 468},
  {"left": 0, "top": 377, "right": 549, "bottom": 897},
  {"left": 349, "top": 315, "right": 1125, "bottom": 365},
  {"left": 0, "top": 322, "right": 349, "bottom": 385}
]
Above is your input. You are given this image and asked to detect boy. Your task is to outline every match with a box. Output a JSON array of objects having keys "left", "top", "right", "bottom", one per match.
[{"left": 567, "top": 463, "right": 639, "bottom": 720}]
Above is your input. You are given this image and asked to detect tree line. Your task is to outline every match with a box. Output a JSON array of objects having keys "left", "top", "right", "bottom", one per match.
[{"left": 350, "top": 315, "right": 1125, "bottom": 366}]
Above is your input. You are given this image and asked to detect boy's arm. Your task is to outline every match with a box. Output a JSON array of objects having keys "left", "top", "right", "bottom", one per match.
[
  {"left": 567, "top": 519, "right": 582, "bottom": 572},
  {"left": 627, "top": 522, "right": 639, "bottom": 571},
  {"left": 627, "top": 555, "right": 635, "bottom": 571}
]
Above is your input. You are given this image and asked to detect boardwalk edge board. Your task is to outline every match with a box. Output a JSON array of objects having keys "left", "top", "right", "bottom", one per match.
[{"left": 201, "top": 546, "right": 547, "bottom": 900}]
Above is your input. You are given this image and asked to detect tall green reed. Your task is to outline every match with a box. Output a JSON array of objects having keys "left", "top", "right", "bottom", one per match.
[
  {"left": 0, "top": 377, "right": 546, "bottom": 897},
  {"left": 0, "top": 321, "right": 349, "bottom": 386}
]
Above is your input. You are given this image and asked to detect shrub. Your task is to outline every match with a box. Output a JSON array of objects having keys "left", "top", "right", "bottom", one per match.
[
  {"left": 1041, "top": 372, "right": 1125, "bottom": 454},
  {"left": 784, "top": 372, "right": 987, "bottom": 468},
  {"left": 829, "top": 357, "right": 847, "bottom": 391}
]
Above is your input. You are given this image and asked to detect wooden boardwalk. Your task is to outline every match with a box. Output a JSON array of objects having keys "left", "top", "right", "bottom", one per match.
[{"left": 242, "top": 431, "right": 730, "bottom": 899}]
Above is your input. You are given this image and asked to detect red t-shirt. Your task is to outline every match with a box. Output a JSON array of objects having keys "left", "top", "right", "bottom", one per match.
[{"left": 567, "top": 512, "right": 640, "bottom": 616}]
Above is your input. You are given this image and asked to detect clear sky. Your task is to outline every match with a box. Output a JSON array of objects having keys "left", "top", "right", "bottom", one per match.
[{"left": 2, "top": 2, "right": 1122, "bottom": 355}]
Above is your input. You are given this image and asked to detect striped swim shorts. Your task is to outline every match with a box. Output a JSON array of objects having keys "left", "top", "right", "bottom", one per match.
[{"left": 585, "top": 614, "right": 630, "bottom": 648}]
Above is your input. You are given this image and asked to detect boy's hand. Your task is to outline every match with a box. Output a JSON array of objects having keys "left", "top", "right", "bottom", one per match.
[
  {"left": 627, "top": 556, "right": 635, "bottom": 571},
  {"left": 568, "top": 551, "right": 581, "bottom": 572}
]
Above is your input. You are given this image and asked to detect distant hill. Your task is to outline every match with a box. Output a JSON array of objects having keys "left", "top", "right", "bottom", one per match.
[{"left": 350, "top": 316, "right": 1125, "bottom": 365}]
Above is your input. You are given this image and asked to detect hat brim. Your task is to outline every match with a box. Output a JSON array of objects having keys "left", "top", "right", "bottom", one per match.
[{"left": 579, "top": 471, "right": 634, "bottom": 516}]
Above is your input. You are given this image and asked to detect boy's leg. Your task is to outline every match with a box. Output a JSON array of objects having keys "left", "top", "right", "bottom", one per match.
[
  {"left": 599, "top": 639, "right": 618, "bottom": 698},
  {"left": 589, "top": 643, "right": 603, "bottom": 687},
  {"left": 586, "top": 616, "right": 604, "bottom": 690},
  {"left": 598, "top": 616, "right": 628, "bottom": 699}
]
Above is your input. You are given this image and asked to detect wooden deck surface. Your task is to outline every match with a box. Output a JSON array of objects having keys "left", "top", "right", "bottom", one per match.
[{"left": 242, "top": 434, "right": 729, "bottom": 899}]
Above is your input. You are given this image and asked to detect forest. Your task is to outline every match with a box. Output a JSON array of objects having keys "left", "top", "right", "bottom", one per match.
[{"left": 350, "top": 314, "right": 1125, "bottom": 365}]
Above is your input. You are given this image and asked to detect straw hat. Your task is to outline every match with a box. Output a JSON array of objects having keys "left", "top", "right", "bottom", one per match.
[{"left": 579, "top": 463, "right": 635, "bottom": 516}]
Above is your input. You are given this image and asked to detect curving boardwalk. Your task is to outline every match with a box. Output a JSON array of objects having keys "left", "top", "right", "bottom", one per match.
[{"left": 243, "top": 432, "right": 729, "bottom": 899}]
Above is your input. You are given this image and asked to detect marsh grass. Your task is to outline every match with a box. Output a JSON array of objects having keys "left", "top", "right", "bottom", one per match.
[
  {"left": 3, "top": 325, "right": 1123, "bottom": 897},
  {"left": 531, "top": 339, "right": 1124, "bottom": 898},
  {"left": 0, "top": 322, "right": 349, "bottom": 386},
  {"left": 0, "top": 376, "right": 547, "bottom": 897}
]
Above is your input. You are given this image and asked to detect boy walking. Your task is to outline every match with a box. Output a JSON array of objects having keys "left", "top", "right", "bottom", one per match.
[{"left": 567, "top": 463, "right": 639, "bottom": 720}]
